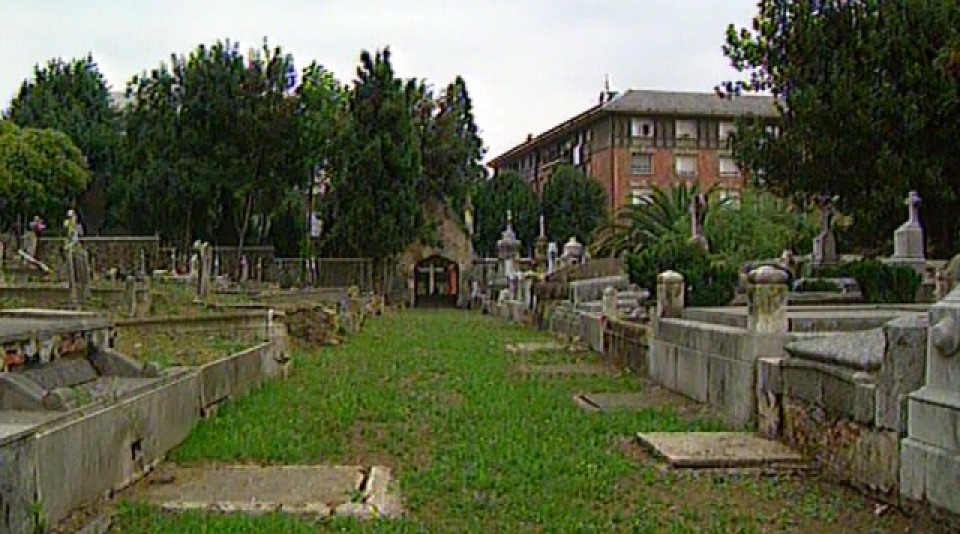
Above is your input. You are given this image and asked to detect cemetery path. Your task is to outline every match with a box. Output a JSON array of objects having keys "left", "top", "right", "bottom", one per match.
[{"left": 112, "top": 310, "right": 929, "bottom": 532}]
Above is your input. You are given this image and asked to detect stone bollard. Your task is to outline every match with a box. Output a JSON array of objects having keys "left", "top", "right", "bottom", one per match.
[
  {"left": 602, "top": 286, "right": 619, "bottom": 320},
  {"left": 747, "top": 266, "right": 789, "bottom": 334},
  {"left": 656, "top": 271, "right": 685, "bottom": 319}
]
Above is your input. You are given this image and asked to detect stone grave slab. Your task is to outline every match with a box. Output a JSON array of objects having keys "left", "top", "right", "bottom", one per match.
[
  {"left": 0, "top": 410, "right": 60, "bottom": 439},
  {"left": 504, "top": 341, "right": 571, "bottom": 355},
  {"left": 636, "top": 432, "right": 808, "bottom": 469},
  {"left": 516, "top": 362, "right": 611, "bottom": 376},
  {"left": 140, "top": 464, "right": 401, "bottom": 518},
  {"left": 574, "top": 392, "right": 660, "bottom": 412}
]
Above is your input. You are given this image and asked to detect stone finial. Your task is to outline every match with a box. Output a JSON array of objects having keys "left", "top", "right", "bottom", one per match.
[
  {"left": 748, "top": 265, "right": 789, "bottom": 285},
  {"left": 906, "top": 190, "right": 921, "bottom": 225},
  {"left": 656, "top": 270, "right": 685, "bottom": 319}
]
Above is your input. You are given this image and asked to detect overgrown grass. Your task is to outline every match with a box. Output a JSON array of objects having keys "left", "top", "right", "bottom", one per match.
[{"left": 111, "top": 311, "right": 912, "bottom": 532}]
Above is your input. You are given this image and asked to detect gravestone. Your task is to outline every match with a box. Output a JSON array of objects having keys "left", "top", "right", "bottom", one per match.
[
  {"left": 240, "top": 255, "right": 250, "bottom": 283},
  {"left": 256, "top": 257, "right": 264, "bottom": 283},
  {"left": 21, "top": 230, "right": 37, "bottom": 258},
  {"left": 561, "top": 237, "right": 583, "bottom": 268},
  {"left": 889, "top": 191, "right": 925, "bottom": 275},
  {"left": 195, "top": 242, "right": 213, "bottom": 300},
  {"left": 547, "top": 242, "right": 558, "bottom": 274},
  {"left": 811, "top": 196, "right": 838, "bottom": 268},
  {"left": 66, "top": 247, "right": 92, "bottom": 307},
  {"left": 496, "top": 211, "right": 521, "bottom": 279},
  {"left": 688, "top": 193, "right": 709, "bottom": 251}
]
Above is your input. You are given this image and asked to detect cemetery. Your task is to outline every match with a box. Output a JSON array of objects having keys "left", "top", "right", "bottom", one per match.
[{"left": 1, "top": 2, "right": 959, "bottom": 530}]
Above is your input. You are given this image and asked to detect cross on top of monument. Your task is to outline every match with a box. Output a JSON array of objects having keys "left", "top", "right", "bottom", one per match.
[{"left": 906, "top": 190, "right": 921, "bottom": 224}]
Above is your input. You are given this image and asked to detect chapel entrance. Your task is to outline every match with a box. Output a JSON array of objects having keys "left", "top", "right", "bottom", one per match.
[{"left": 414, "top": 255, "right": 458, "bottom": 308}]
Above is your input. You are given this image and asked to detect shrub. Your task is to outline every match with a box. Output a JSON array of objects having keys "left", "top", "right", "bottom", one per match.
[
  {"left": 817, "top": 260, "right": 920, "bottom": 303},
  {"left": 793, "top": 278, "right": 841, "bottom": 292},
  {"left": 626, "top": 235, "right": 740, "bottom": 307}
]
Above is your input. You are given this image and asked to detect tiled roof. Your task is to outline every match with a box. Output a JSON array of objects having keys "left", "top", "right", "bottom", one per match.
[{"left": 602, "top": 89, "right": 778, "bottom": 117}]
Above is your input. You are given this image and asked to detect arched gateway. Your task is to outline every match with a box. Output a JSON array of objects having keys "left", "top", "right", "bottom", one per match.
[{"left": 414, "top": 255, "right": 459, "bottom": 307}]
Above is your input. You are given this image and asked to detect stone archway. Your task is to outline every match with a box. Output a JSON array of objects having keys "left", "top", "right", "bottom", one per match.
[{"left": 414, "top": 255, "right": 459, "bottom": 308}]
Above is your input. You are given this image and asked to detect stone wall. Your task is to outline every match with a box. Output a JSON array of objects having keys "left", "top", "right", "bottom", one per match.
[
  {"left": 649, "top": 318, "right": 782, "bottom": 427},
  {"left": 545, "top": 258, "right": 623, "bottom": 284},
  {"left": 0, "top": 432, "right": 38, "bottom": 533},
  {"left": 756, "top": 315, "right": 928, "bottom": 497},
  {"left": 604, "top": 319, "right": 649, "bottom": 373}
]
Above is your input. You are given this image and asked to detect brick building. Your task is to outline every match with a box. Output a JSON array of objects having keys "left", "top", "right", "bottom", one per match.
[{"left": 487, "top": 89, "right": 778, "bottom": 212}]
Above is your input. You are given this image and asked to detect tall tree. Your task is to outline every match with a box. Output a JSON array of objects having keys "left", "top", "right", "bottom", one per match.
[
  {"left": 0, "top": 120, "right": 91, "bottom": 229},
  {"left": 321, "top": 48, "right": 423, "bottom": 265},
  {"left": 5, "top": 55, "right": 120, "bottom": 233},
  {"left": 541, "top": 165, "right": 607, "bottom": 247},
  {"left": 120, "top": 39, "right": 302, "bottom": 250},
  {"left": 720, "top": 0, "right": 960, "bottom": 255},
  {"left": 417, "top": 76, "right": 486, "bottom": 212},
  {"left": 472, "top": 170, "right": 539, "bottom": 257}
]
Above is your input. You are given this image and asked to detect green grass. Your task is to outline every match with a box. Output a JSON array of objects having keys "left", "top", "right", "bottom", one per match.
[{"left": 111, "top": 310, "right": 910, "bottom": 532}]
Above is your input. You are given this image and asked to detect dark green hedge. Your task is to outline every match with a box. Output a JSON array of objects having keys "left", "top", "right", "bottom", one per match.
[{"left": 816, "top": 259, "right": 921, "bottom": 303}]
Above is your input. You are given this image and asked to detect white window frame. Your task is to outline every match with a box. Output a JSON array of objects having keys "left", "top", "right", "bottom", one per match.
[
  {"left": 719, "top": 155, "right": 739, "bottom": 176},
  {"left": 631, "top": 188, "right": 653, "bottom": 205},
  {"left": 718, "top": 121, "right": 736, "bottom": 141},
  {"left": 675, "top": 119, "right": 698, "bottom": 139},
  {"left": 630, "top": 152, "right": 653, "bottom": 175},
  {"left": 630, "top": 118, "right": 654, "bottom": 138},
  {"left": 675, "top": 155, "right": 698, "bottom": 176}
]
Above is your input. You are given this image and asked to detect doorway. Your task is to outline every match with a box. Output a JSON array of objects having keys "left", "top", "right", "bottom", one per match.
[{"left": 414, "top": 255, "right": 458, "bottom": 308}]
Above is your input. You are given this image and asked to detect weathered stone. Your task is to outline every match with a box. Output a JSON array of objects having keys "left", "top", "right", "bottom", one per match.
[
  {"left": 656, "top": 271, "right": 684, "bottom": 319},
  {"left": 636, "top": 431, "right": 807, "bottom": 469},
  {"left": 784, "top": 329, "right": 885, "bottom": 371},
  {"left": 877, "top": 315, "right": 927, "bottom": 432},
  {"left": 747, "top": 266, "right": 789, "bottom": 334}
]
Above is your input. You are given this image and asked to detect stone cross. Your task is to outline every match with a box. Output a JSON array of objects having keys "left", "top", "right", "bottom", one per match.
[{"left": 906, "top": 190, "right": 921, "bottom": 225}]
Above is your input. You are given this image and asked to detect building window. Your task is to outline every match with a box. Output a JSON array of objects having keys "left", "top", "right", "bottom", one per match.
[
  {"left": 631, "top": 153, "right": 653, "bottom": 175},
  {"left": 675, "top": 155, "right": 698, "bottom": 176},
  {"left": 719, "top": 156, "right": 739, "bottom": 176},
  {"left": 631, "top": 118, "right": 654, "bottom": 138},
  {"left": 675, "top": 119, "right": 698, "bottom": 139},
  {"left": 631, "top": 188, "right": 653, "bottom": 205},
  {"left": 718, "top": 121, "right": 736, "bottom": 141}
]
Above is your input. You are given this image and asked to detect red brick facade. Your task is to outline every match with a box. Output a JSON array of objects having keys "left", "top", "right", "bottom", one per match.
[{"left": 488, "top": 90, "right": 775, "bottom": 213}]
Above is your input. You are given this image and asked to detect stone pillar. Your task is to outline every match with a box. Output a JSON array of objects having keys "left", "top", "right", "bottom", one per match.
[
  {"left": 602, "top": 286, "right": 619, "bottom": 320},
  {"left": 900, "top": 285, "right": 960, "bottom": 515},
  {"left": 656, "top": 270, "right": 684, "bottom": 319},
  {"left": 747, "top": 266, "right": 789, "bottom": 334}
]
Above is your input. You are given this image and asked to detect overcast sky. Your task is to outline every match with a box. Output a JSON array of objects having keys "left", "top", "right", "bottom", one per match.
[{"left": 0, "top": 0, "right": 759, "bottom": 161}]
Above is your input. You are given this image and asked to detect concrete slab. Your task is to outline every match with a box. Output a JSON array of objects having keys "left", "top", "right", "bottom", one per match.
[
  {"left": 0, "top": 410, "right": 60, "bottom": 438},
  {"left": 516, "top": 363, "right": 611, "bottom": 376},
  {"left": 636, "top": 432, "right": 808, "bottom": 469},
  {"left": 574, "top": 392, "right": 666, "bottom": 412},
  {"left": 504, "top": 341, "right": 578, "bottom": 354},
  {"left": 140, "top": 464, "right": 401, "bottom": 518}
]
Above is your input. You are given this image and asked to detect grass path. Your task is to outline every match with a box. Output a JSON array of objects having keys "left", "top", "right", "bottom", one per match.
[{"left": 112, "top": 310, "right": 918, "bottom": 532}]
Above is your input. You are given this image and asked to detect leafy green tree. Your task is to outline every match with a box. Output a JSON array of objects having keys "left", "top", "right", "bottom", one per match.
[
  {"left": 0, "top": 121, "right": 91, "bottom": 228},
  {"left": 120, "top": 39, "right": 302, "bottom": 251},
  {"left": 720, "top": 0, "right": 960, "bottom": 255},
  {"left": 591, "top": 183, "right": 708, "bottom": 257},
  {"left": 541, "top": 165, "right": 607, "bottom": 247},
  {"left": 472, "top": 170, "right": 539, "bottom": 257},
  {"left": 706, "top": 187, "right": 818, "bottom": 267},
  {"left": 417, "top": 76, "right": 486, "bottom": 212},
  {"left": 5, "top": 55, "right": 121, "bottom": 233},
  {"left": 320, "top": 48, "right": 423, "bottom": 265}
]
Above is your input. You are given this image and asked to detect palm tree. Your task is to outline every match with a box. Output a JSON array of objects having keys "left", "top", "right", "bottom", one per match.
[{"left": 590, "top": 183, "right": 719, "bottom": 257}]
